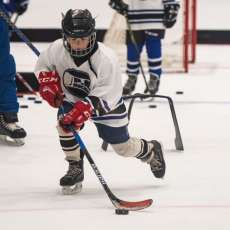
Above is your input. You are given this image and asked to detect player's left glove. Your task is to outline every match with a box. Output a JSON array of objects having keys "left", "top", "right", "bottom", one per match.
[
  {"left": 60, "top": 101, "right": 93, "bottom": 131},
  {"left": 109, "top": 0, "right": 128, "bottom": 16},
  {"left": 163, "top": 3, "right": 180, "bottom": 28}
]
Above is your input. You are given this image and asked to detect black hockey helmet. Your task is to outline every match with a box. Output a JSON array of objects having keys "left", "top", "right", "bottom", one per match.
[{"left": 62, "top": 9, "right": 96, "bottom": 57}]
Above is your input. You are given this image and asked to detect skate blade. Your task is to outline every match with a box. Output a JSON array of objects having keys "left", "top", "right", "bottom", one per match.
[
  {"left": 61, "top": 182, "right": 82, "bottom": 195},
  {"left": 0, "top": 135, "right": 25, "bottom": 146}
]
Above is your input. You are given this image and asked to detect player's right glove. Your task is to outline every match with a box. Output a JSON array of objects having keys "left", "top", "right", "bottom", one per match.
[
  {"left": 163, "top": 3, "right": 180, "bottom": 28},
  {"left": 109, "top": 0, "right": 128, "bottom": 16},
  {"left": 38, "top": 71, "right": 64, "bottom": 108},
  {"left": 15, "top": 0, "right": 29, "bottom": 15},
  {"left": 60, "top": 101, "right": 93, "bottom": 131},
  {"left": 4, "top": 0, "right": 29, "bottom": 16}
]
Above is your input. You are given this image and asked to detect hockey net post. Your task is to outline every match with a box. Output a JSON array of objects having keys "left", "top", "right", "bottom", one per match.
[{"left": 190, "top": 0, "right": 197, "bottom": 64}]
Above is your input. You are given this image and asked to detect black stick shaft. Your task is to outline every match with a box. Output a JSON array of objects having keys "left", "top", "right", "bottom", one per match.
[
  {"left": 126, "top": 18, "right": 149, "bottom": 92},
  {"left": 68, "top": 125, "right": 119, "bottom": 204}
]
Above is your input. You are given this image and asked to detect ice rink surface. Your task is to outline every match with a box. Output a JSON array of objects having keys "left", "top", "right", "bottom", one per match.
[{"left": 0, "top": 44, "right": 230, "bottom": 229}]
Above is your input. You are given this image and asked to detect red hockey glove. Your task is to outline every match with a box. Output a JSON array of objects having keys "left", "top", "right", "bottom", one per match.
[
  {"left": 38, "top": 71, "right": 64, "bottom": 108},
  {"left": 60, "top": 101, "right": 93, "bottom": 130}
]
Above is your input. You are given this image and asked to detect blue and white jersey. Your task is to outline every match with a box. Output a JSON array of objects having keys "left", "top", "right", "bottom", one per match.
[
  {"left": 127, "top": 0, "right": 179, "bottom": 30},
  {"left": 34, "top": 40, "right": 128, "bottom": 128}
]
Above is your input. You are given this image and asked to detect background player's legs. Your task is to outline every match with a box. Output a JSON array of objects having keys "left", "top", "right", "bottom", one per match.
[
  {"left": 145, "top": 32, "right": 162, "bottom": 95},
  {"left": 0, "top": 18, "right": 26, "bottom": 144},
  {"left": 123, "top": 31, "right": 145, "bottom": 95},
  {"left": 95, "top": 123, "right": 166, "bottom": 178}
]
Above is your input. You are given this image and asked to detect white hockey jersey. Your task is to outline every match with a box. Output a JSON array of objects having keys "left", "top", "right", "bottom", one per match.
[
  {"left": 127, "top": 0, "right": 179, "bottom": 30},
  {"left": 34, "top": 39, "right": 128, "bottom": 127}
]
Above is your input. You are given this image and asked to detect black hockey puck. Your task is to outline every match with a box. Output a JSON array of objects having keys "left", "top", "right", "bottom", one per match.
[
  {"left": 34, "top": 100, "right": 42, "bottom": 104},
  {"left": 176, "top": 91, "right": 184, "bottom": 95},
  {"left": 20, "top": 105, "right": 29, "bottom": 109},
  {"left": 115, "top": 209, "right": 129, "bottom": 215},
  {"left": 28, "top": 96, "right": 36, "bottom": 100},
  {"left": 148, "top": 104, "right": 157, "bottom": 108}
]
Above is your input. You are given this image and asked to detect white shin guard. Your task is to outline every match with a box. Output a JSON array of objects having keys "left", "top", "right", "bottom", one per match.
[
  {"left": 56, "top": 124, "right": 81, "bottom": 161},
  {"left": 111, "top": 137, "right": 143, "bottom": 158}
]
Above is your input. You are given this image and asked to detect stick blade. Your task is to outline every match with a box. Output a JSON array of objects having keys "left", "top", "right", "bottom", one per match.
[{"left": 113, "top": 198, "right": 153, "bottom": 211}]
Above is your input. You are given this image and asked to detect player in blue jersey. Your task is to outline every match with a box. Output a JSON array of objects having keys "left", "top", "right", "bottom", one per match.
[
  {"left": 0, "top": 0, "right": 29, "bottom": 145},
  {"left": 109, "top": 0, "right": 180, "bottom": 95}
]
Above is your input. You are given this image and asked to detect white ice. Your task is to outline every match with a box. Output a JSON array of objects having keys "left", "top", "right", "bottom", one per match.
[{"left": 0, "top": 43, "right": 230, "bottom": 230}]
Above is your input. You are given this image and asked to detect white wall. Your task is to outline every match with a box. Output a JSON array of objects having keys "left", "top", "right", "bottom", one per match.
[
  {"left": 16, "top": 0, "right": 230, "bottom": 30},
  {"left": 16, "top": 0, "right": 114, "bottom": 28},
  {"left": 198, "top": 0, "right": 230, "bottom": 30}
]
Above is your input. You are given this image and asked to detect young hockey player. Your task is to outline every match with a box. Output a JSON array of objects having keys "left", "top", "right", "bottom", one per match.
[
  {"left": 109, "top": 0, "right": 180, "bottom": 95},
  {"left": 34, "top": 9, "right": 166, "bottom": 194},
  {"left": 0, "top": 0, "right": 28, "bottom": 145}
]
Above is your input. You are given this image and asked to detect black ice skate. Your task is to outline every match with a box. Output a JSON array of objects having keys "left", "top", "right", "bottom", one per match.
[
  {"left": 142, "top": 140, "right": 166, "bottom": 178},
  {"left": 123, "top": 75, "right": 137, "bottom": 95},
  {"left": 144, "top": 75, "right": 160, "bottom": 95},
  {"left": 0, "top": 114, "right": 27, "bottom": 146},
  {"left": 60, "top": 160, "right": 84, "bottom": 195}
]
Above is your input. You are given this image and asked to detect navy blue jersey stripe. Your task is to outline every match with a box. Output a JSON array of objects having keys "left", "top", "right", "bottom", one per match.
[
  {"left": 128, "top": 9, "right": 164, "bottom": 13},
  {"left": 92, "top": 113, "right": 128, "bottom": 121},
  {"left": 129, "top": 20, "right": 163, "bottom": 24},
  {"left": 127, "top": 14, "right": 164, "bottom": 20}
]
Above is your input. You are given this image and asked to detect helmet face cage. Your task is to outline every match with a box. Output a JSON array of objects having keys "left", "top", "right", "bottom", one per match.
[
  {"left": 62, "top": 9, "right": 96, "bottom": 57},
  {"left": 63, "top": 33, "right": 96, "bottom": 57}
]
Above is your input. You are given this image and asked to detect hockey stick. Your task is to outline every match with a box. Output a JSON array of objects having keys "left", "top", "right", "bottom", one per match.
[
  {"left": 60, "top": 107, "right": 153, "bottom": 211},
  {"left": 0, "top": 7, "right": 40, "bottom": 56},
  {"left": 16, "top": 73, "right": 42, "bottom": 103},
  {"left": 16, "top": 73, "right": 37, "bottom": 94},
  {"left": 11, "top": 13, "right": 19, "bottom": 24},
  {"left": 9, "top": 13, "right": 19, "bottom": 37},
  {"left": 72, "top": 128, "right": 152, "bottom": 210}
]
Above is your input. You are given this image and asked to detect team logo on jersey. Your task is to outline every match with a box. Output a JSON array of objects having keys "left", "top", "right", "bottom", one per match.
[{"left": 63, "top": 68, "right": 91, "bottom": 98}]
